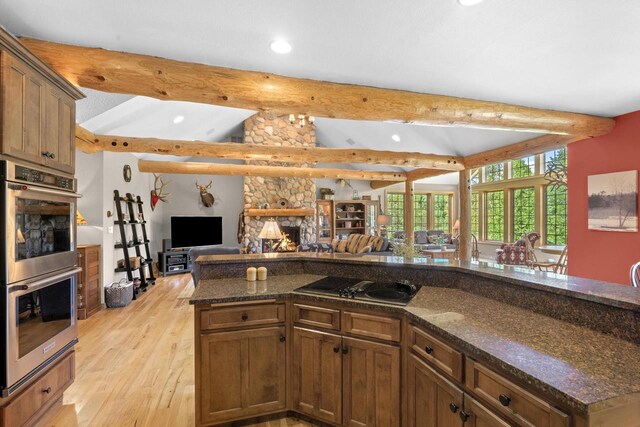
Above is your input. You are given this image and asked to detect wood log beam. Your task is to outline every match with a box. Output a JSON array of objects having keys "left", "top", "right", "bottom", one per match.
[
  {"left": 23, "top": 38, "right": 615, "bottom": 136},
  {"left": 74, "top": 126, "right": 464, "bottom": 170},
  {"left": 370, "top": 168, "right": 451, "bottom": 189},
  {"left": 138, "top": 160, "right": 407, "bottom": 182},
  {"left": 404, "top": 180, "right": 415, "bottom": 246},
  {"left": 458, "top": 170, "right": 472, "bottom": 262}
]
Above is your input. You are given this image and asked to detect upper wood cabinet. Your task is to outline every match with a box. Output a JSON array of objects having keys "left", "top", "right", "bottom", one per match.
[{"left": 0, "top": 28, "right": 83, "bottom": 175}]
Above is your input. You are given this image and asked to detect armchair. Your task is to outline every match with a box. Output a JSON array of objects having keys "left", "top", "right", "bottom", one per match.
[{"left": 495, "top": 232, "right": 540, "bottom": 266}]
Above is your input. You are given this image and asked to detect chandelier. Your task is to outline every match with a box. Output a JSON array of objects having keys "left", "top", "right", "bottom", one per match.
[{"left": 289, "top": 114, "right": 315, "bottom": 128}]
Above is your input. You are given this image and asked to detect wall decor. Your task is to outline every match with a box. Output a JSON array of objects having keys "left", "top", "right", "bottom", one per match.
[
  {"left": 277, "top": 198, "right": 290, "bottom": 209},
  {"left": 588, "top": 170, "right": 638, "bottom": 232},
  {"left": 150, "top": 173, "right": 171, "bottom": 211},
  {"left": 195, "top": 180, "right": 215, "bottom": 207},
  {"left": 123, "top": 164, "right": 132, "bottom": 182}
]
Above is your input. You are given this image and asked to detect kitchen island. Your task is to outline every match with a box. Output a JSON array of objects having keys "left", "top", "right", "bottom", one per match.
[{"left": 190, "top": 253, "right": 640, "bottom": 427}]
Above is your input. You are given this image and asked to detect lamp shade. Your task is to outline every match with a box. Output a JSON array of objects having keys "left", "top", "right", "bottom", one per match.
[
  {"left": 258, "top": 219, "right": 282, "bottom": 240},
  {"left": 76, "top": 210, "right": 88, "bottom": 226},
  {"left": 453, "top": 219, "right": 460, "bottom": 231},
  {"left": 17, "top": 228, "right": 25, "bottom": 244},
  {"left": 377, "top": 214, "right": 391, "bottom": 226}
]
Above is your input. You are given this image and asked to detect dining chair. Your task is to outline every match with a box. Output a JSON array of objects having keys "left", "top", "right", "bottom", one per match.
[
  {"left": 532, "top": 245, "right": 567, "bottom": 274},
  {"left": 631, "top": 261, "right": 640, "bottom": 287}
]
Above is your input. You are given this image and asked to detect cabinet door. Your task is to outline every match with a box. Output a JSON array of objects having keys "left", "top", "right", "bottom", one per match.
[
  {"left": 463, "top": 395, "right": 514, "bottom": 427},
  {"left": 292, "top": 327, "right": 342, "bottom": 425},
  {"left": 43, "top": 83, "right": 75, "bottom": 174},
  {"left": 407, "top": 354, "right": 463, "bottom": 427},
  {"left": 1, "top": 52, "right": 46, "bottom": 165},
  {"left": 199, "top": 326, "right": 286, "bottom": 425},
  {"left": 342, "top": 336, "right": 400, "bottom": 427}
]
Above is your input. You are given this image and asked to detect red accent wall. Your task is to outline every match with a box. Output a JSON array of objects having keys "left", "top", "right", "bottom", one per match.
[{"left": 567, "top": 110, "right": 640, "bottom": 285}]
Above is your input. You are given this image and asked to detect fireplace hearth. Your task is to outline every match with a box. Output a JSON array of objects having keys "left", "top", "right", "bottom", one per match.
[{"left": 262, "top": 225, "right": 301, "bottom": 252}]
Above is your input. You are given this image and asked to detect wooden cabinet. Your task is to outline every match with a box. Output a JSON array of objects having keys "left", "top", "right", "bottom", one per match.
[
  {"left": 342, "top": 336, "right": 400, "bottom": 427},
  {"left": 199, "top": 326, "right": 287, "bottom": 425},
  {"left": 0, "top": 351, "right": 75, "bottom": 427},
  {"left": 407, "top": 354, "right": 463, "bottom": 427},
  {"left": 316, "top": 200, "right": 381, "bottom": 241},
  {"left": 462, "top": 395, "right": 514, "bottom": 427},
  {"left": 77, "top": 245, "right": 102, "bottom": 320},
  {"left": 292, "top": 327, "right": 343, "bottom": 424},
  {"left": 0, "top": 27, "right": 83, "bottom": 175}
]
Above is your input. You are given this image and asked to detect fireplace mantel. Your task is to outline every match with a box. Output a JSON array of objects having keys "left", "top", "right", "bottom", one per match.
[{"left": 245, "top": 208, "right": 314, "bottom": 218}]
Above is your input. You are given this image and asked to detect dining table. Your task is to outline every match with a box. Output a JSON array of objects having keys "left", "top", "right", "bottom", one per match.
[{"left": 538, "top": 245, "right": 566, "bottom": 255}]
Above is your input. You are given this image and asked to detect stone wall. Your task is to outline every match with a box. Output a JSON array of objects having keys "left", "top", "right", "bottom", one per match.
[{"left": 243, "top": 112, "right": 316, "bottom": 252}]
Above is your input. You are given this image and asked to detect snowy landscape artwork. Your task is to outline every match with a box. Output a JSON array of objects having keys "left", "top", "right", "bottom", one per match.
[{"left": 588, "top": 170, "right": 638, "bottom": 232}]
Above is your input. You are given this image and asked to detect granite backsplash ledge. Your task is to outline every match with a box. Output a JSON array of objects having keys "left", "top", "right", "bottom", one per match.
[{"left": 195, "top": 253, "right": 640, "bottom": 344}]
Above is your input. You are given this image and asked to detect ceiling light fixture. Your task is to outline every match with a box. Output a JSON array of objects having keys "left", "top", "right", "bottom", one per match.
[
  {"left": 173, "top": 115, "right": 185, "bottom": 124},
  {"left": 458, "top": 0, "right": 484, "bottom": 5},
  {"left": 270, "top": 39, "right": 292, "bottom": 54},
  {"left": 289, "top": 114, "right": 315, "bottom": 128},
  {"left": 391, "top": 134, "right": 401, "bottom": 142}
]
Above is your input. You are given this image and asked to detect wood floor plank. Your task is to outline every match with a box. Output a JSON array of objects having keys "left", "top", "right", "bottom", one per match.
[{"left": 35, "top": 274, "right": 315, "bottom": 427}]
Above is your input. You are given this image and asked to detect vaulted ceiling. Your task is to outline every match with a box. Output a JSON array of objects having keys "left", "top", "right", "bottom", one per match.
[{"left": 2, "top": 0, "right": 639, "bottom": 184}]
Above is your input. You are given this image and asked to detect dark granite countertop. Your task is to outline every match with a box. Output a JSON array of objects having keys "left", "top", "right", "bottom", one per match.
[
  {"left": 195, "top": 253, "right": 640, "bottom": 312},
  {"left": 191, "top": 273, "right": 640, "bottom": 415}
]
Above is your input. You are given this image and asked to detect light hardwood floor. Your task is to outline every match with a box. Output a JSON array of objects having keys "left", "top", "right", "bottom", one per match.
[{"left": 37, "top": 274, "right": 315, "bottom": 427}]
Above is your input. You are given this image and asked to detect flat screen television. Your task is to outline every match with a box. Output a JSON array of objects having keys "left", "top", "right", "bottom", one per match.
[{"left": 170, "top": 216, "right": 222, "bottom": 248}]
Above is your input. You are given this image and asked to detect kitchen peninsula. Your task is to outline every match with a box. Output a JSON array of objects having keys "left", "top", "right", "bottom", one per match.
[{"left": 190, "top": 253, "right": 640, "bottom": 427}]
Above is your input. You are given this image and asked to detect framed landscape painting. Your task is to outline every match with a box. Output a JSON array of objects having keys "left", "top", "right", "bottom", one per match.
[{"left": 588, "top": 170, "right": 638, "bottom": 232}]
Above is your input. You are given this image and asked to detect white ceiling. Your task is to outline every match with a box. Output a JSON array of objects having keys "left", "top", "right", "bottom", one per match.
[{"left": 3, "top": 0, "right": 639, "bottom": 185}]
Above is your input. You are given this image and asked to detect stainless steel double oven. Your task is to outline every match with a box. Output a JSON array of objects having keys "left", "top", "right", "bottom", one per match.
[{"left": 1, "top": 160, "right": 81, "bottom": 395}]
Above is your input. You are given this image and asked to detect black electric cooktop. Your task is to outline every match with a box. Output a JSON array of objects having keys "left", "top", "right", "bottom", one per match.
[{"left": 294, "top": 277, "right": 421, "bottom": 306}]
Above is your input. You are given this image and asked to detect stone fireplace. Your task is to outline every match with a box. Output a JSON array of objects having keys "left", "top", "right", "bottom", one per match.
[
  {"left": 243, "top": 112, "right": 317, "bottom": 253},
  {"left": 261, "top": 225, "right": 302, "bottom": 253}
]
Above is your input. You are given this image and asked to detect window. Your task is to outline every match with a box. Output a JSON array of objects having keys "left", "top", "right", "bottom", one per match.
[
  {"left": 413, "top": 194, "right": 428, "bottom": 231},
  {"left": 512, "top": 156, "right": 536, "bottom": 178},
  {"left": 470, "top": 169, "right": 480, "bottom": 185},
  {"left": 386, "top": 192, "right": 404, "bottom": 235},
  {"left": 485, "top": 163, "right": 504, "bottom": 182},
  {"left": 433, "top": 194, "right": 450, "bottom": 232},
  {"left": 545, "top": 148, "right": 567, "bottom": 172},
  {"left": 513, "top": 187, "right": 535, "bottom": 240},
  {"left": 471, "top": 193, "right": 479, "bottom": 237},
  {"left": 485, "top": 191, "right": 504, "bottom": 241},
  {"left": 546, "top": 185, "right": 567, "bottom": 245}
]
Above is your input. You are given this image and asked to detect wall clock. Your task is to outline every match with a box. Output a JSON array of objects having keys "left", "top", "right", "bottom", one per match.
[{"left": 123, "top": 165, "right": 132, "bottom": 182}]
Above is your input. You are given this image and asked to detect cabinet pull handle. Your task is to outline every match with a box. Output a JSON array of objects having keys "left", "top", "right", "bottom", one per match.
[
  {"left": 342, "top": 345, "right": 349, "bottom": 355},
  {"left": 499, "top": 394, "right": 511, "bottom": 407},
  {"left": 279, "top": 335, "right": 286, "bottom": 342},
  {"left": 425, "top": 345, "right": 434, "bottom": 354},
  {"left": 49, "top": 153, "right": 55, "bottom": 159},
  {"left": 43, "top": 387, "right": 52, "bottom": 394},
  {"left": 241, "top": 314, "right": 249, "bottom": 321},
  {"left": 333, "top": 346, "right": 340, "bottom": 353},
  {"left": 41, "top": 151, "right": 50, "bottom": 158},
  {"left": 449, "top": 402, "right": 459, "bottom": 413},
  {"left": 459, "top": 410, "right": 469, "bottom": 422}
]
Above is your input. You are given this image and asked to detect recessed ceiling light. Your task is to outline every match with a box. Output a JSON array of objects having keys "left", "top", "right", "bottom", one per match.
[
  {"left": 391, "top": 134, "right": 401, "bottom": 142},
  {"left": 270, "top": 39, "right": 292, "bottom": 54},
  {"left": 458, "top": 0, "right": 484, "bottom": 5},
  {"left": 173, "top": 115, "right": 184, "bottom": 124}
]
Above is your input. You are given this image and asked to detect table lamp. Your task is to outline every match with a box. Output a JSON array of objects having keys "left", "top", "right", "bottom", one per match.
[
  {"left": 258, "top": 218, "right": 282, "bottom": 253},
  {"left": 377, "top": 214, "right": 390, "bottom": 237}
]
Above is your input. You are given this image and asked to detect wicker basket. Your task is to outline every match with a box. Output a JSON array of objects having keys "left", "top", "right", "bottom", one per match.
[{"left": 105, "top": 278, "right": 134, "bottom": 308}]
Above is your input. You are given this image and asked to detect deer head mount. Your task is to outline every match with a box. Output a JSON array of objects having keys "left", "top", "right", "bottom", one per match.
[
  {"left": 150, "top": 174, "right": 171, "bottom": 211},
  {"left": 196, "top": 180, "right": 215, "bottom": 207}
]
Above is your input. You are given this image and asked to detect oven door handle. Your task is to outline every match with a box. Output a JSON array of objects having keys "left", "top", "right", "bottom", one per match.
[
  {"left": 9, "top": 184, "right": 82, "bottom": 198},
  {"left": 8, "top": 268, "right": 82, "bottom": 294}
]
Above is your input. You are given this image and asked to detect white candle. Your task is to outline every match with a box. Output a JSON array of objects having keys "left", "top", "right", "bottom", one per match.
[
  {"left": 257, "top": 267, "right": 267, "bottom": 281},
  {"left": 246, "top": 267, "right": 257, "bottom": 281}
]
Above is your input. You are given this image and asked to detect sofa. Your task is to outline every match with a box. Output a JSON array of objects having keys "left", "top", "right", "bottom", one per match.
[
  {"left": 392, "top": 230, "right": 457, "bottom": 251},
  {"left": 189, "top": 246, "right": 242, "bottom": 285},
  {"left": 331, "top": 234, "right": 392, "bottom": 256}
]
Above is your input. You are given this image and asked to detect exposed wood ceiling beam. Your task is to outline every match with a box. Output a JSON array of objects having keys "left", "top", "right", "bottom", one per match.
[
  {"left": 23, "top": 38, "right": 615, "bottom": 136},
  {"left": 138, "top": 160, "right": 408, "bottom": 182},
  {"left": 463, "top": 134, "right": 583, "bottom": 169},
  {"left": 75, "top": 126, "right": 464, "bottom": 170},
  {"left": 370, "top": 169, "right": 450, "bottom": 189}
]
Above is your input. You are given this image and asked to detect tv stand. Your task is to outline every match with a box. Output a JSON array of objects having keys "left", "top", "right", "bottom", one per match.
[{"left": 158, "top": 249, "right": 192, "bottom": 277}]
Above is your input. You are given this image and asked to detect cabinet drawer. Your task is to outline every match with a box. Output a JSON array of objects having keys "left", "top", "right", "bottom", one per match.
[
  {"left": 200, "top": 303, "right": 285, "bottom": 331},
  {"left": 3, "top": 351, "right": 74, "bottom": 427},
  {"left": 465, "top": 359, "right": 569, "bottom": 427},
  {"left": 293, "top": 304, "right": 340, "bottom": 330},
  {"left": 409, "top": 325, "right": 463, "bottom": 382},
  {"left": 342, "top": 311, "right": 401, "bottom": 343}
]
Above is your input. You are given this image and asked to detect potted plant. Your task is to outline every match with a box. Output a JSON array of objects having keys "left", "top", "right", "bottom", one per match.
[{"left": 319, "top": 188, "right": 335, "bottom": 200}]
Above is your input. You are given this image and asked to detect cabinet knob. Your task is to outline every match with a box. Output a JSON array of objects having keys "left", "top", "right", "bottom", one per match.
[
  {"left": 333, "top": 346, "right": 340, "bottom": 353},
  {"left": 459, "top": 410, "right": 470, "bottom": 422},
  {"left": 43, "top": 387, "right": 52, "bottom": 394},
  {"left": 449, "top": 402, "right": 459, "bottom": 413},
  {"left": 49, "top": 153, "right": 55, "bottom": 159},
  {"left": 241, "top": 314, "right": 249, "bottom": 321},
  {"left": 279, "top": 335, "right": 286, "bottom": 342},
  {"left": 342, "top": 346, "right": 349, "bottom": 355},
  {"left": 499, "top": 394, "right": 511, "bottom": 407},
  {"left": 425, "top": 345, "right": 434, "bottom": 354}
]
